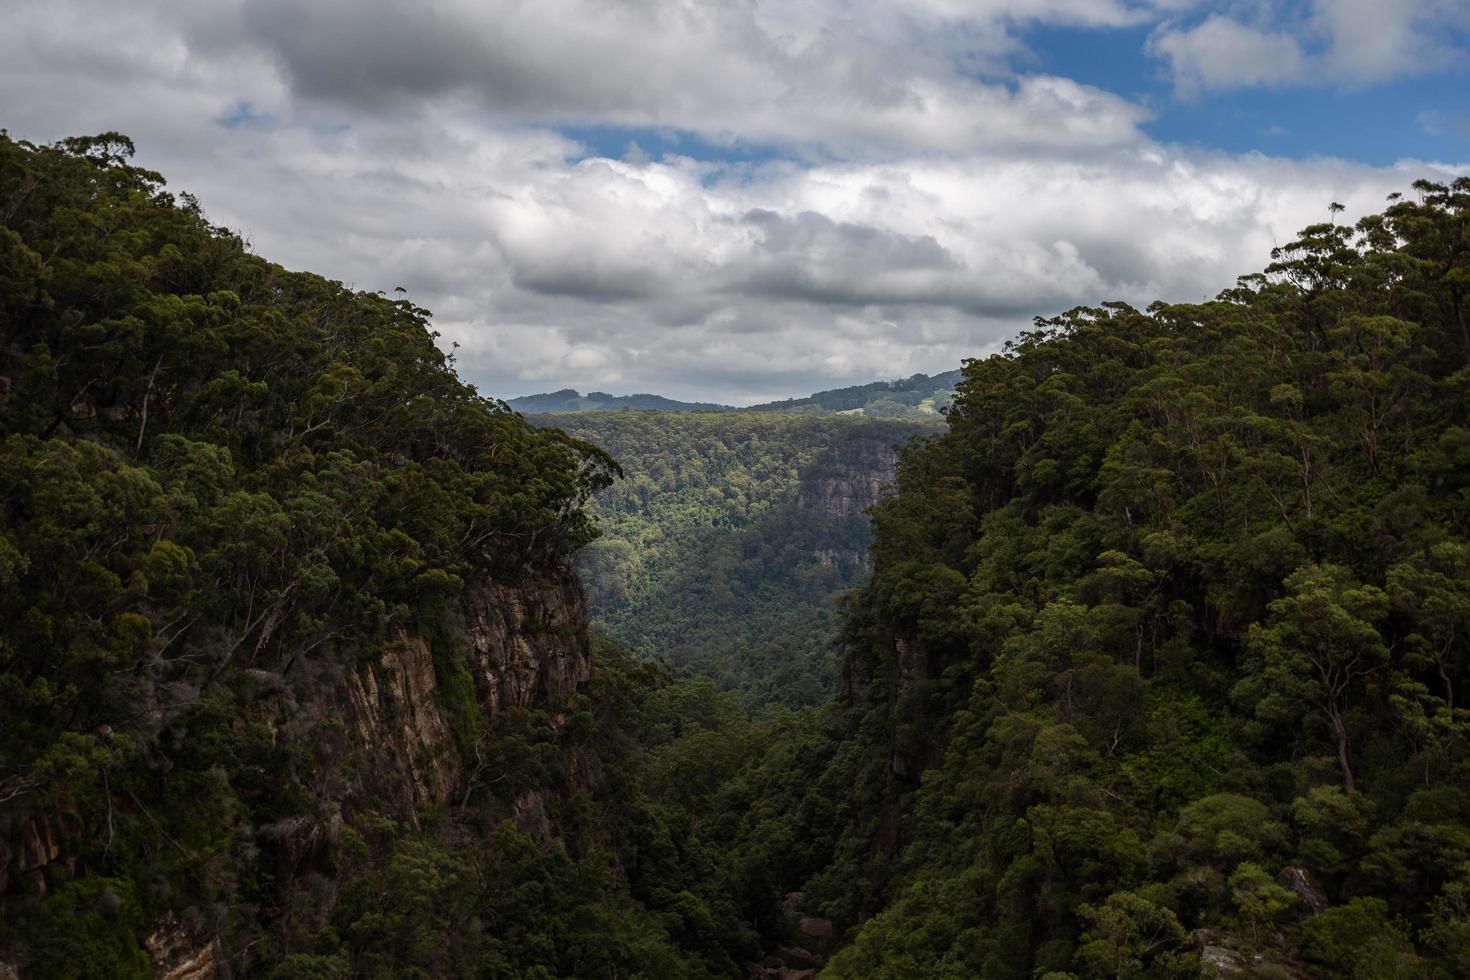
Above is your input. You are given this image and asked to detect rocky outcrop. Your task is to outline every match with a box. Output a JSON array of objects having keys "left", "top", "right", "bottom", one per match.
[
  {"left": 2, "top": 563, "right": 595, "bottom": 972},
  {"left": 1, "top": 814, "right": 72, "bottom": 899},
  {"left": 1277, "top": 865, "right": 1329, "bottom": 917},
  {"left": 466, "top": 572, "right": 592, "bottom": 715},
  {"left": 797, "top": 433, "right": 903, "bottom": 574},
  {"left": 798, "top": 436, "right": 898, "bottom": 520},
  {"left": 748, "top": 894, "right": 835, "bottom": 980},
  {"left": 331, "top": 634, "right": 463, "bottom": 817},
  {"left": 310, "top": 569, "right": 591, "bottom": 824},
  {"left": 146, "top": 913, "right": 222, "bottom": 980},
  {"left": 1192, "top": 929, "right": 1311, "bottom": 979}
]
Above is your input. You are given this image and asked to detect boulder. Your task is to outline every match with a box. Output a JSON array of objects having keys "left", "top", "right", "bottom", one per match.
[
  {"left": 798, "top": 915, "right": 835, "bottom": 952},
  {"left": 1277, "top": 865, "right": 1329, "bottom": 917},
  {"left": 1200, "top": 945, "right": 1243, "bottom": 976}
]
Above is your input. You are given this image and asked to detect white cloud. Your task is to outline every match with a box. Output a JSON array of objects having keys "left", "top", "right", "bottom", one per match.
[
  {"left": 1149, "top": 15, "right": 1309, "bottom": 92},
  {"left": 0, "top": 0, "right": 1465, "bottom": 405},
  {"left": 1150, "top": 0, "right": 1469, "bottom": 93}
]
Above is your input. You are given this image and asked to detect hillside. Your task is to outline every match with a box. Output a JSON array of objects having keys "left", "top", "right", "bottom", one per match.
[
  {"left": 7, "top": 129, "right": 1470, "bottom": 980},
  {"left": 0, "top": 133, "right": 773, "bottom": 978},
  {"left": 747, "top": 370, "right": 962, "bottom": 418},
  {"left": 507, "top": 388, "right": 735, "bottom": 414},
  {"left": 508, "top": 370, "right": 961, "bottom": 420},
  {"left": 535, "top": 413, "right": 939, "bottom": 706},
  {"left": 711, "top": 178, "right": 1470, "bottom": 977}
]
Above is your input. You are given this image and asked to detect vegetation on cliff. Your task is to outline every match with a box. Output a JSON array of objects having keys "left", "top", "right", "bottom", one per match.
[
  {"left": 0, "top": 132, "right": 753, "bottom": 978},
  {"left": 723, "top": 179, "right": 1470, "bottom": 976}
]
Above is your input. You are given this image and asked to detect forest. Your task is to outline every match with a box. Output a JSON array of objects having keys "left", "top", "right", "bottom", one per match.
[
  {"left": 3, "top": 131, "right": 1470, "bottom": 979},
  {"left": 538, "top": 411, "right": 936, "bottom": 706}
]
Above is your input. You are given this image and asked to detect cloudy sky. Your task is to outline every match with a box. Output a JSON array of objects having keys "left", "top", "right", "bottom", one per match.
[{"left": 4, "top": 0, "right": 1468, "bottom": 403}]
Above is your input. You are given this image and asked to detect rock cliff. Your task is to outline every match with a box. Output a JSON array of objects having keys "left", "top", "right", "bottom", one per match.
[
  {"left": 797, "top": 434, "right": 899, "bottom": 520},
  {"left": 311, "top": 570, "right": 591, "bottom": 823},
  {"left": 798, "top": 432, "right": 903, "bottom": 570}
]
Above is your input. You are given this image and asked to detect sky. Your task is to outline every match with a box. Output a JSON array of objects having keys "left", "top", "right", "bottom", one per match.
[{"left": 3, "top": 0, "right": 1468, "bottom": 404}]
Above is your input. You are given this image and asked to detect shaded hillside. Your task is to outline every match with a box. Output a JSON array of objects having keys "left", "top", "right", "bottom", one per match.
[
  {"left": 508, "top": 388, "right": 735, "bottom": 414},
  {"left": 535, "top": 413, "right": 938, "bottom": 706},
  {"left": 509, "top": 370, "right": 961, "bottom": 421},
  {"left": 0, "top": 133, "right": 771, "bottom": 979},
  {"left": 711, "top": 179, "right": 1470, "bottom": 977}
]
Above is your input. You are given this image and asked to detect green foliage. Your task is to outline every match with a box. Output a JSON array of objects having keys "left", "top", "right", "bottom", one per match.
[
  {"left": 0, "top": 132, "right": 636, "bottom": 977},
  {"left": 730, "top": 177, "right": 1470, "bottom": 975},
  {"left": 542, "top": 411, "right": 936, "bottom": 705},
  {"left": 9, "top": 878, "right": 152, "bottom": 978}
]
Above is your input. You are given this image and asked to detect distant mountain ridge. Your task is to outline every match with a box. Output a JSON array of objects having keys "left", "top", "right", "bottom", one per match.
[
  {"left": 506, "top": 369, "right": 963, "bottom": 419},
  {"left": 503, "top": 388, "right": 734, "bottom": 413}
]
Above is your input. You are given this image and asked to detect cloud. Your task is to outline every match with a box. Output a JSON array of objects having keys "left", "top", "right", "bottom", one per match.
[
  {"left": 1149, "top": 15, "right": 1309, "bottom": 93},
  {"left": 0, "top": 0, "right": 1465, "bottom": 405},
  {"left": 232, "top": 0, "right": 1154, "bottom": 156},
  {"left": 1150, "top": 0, "right": 1470, "bottom": 94}
]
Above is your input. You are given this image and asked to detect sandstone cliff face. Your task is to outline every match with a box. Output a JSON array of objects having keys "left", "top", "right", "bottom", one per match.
[
  {"left": 0, "top": 569, "right": 595, "bottom": 977},
  {"left": 797, "top": 435, "right": 899, "bottom": 520},
  {"left": 313, "top": 568, "right": 591, "bottom": 823},
  {"left": 797, "top": 434, "right": 901, "bottom": 572}
]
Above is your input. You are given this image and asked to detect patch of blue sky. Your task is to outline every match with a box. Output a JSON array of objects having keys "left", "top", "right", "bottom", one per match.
[
  {"left": 216, "top": 100, "right": 272, "bottom": 129},
  {"left": 1021, "top": 24, "right": 1470, "bottom": 166},
  {"left": 559, "top": 123, "right": 784, "bottom": 168}
]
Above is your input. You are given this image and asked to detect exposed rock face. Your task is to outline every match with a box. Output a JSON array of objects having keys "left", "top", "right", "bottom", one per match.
[
  {"left": 798, "top": 916, "right": 834, "bottom": 952},
  {"left": 1199, "top": 942, "right": 1244, "bottom": 977},
  {"left": 798, "top": 436, "right": 899, "bottom": 520},
  {"left": 798, "top": 433, "right": 903, "bottom": 576},
  {"left": 1277, "top": 865, "right": 1329, "bottom": 917},
  {"left": 4, "top": 561, "right": 596, "bottom": 973},
  {"left": 2, "top": 815, "right": 70, "bottom": 898},
  {"left": 747, "top": 901, "right": 835, "bottom": 979},
  {"left": 1192, "top": 929, "right": 1311, "bottom": 979},
  {"left": 314, "top": 569, "right": 591, "bottom": 823},
  {"left": 330, "top": 633, "right": 463, "bottom": 818},
  {"left": 466, "top": 572, "right": 592, "bottom": 715},
  {"left": 146, "top": 913, "right": 222, "bottom": 980}
]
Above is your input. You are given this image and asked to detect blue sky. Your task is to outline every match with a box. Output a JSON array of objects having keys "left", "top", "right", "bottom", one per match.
[
  {"left": 1029, "top": 22, "right": 1469, "bottom": 165},
  {"left": 4, "top": 0, "right": 1467, "bottom": 403}
]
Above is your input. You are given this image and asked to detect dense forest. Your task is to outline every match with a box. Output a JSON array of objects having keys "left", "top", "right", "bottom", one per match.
[
  {"left": 5, "top": 130, "right": 1470, "bottom": 979},
  {"left": 0, "top": 132, "right": 791, "bottom": 978},
  {"left": 731, "top": 179, "right": 1470, "bottom": 977},
  {"left": 537, "top": 412, "right": 936, "bottom": 706}
]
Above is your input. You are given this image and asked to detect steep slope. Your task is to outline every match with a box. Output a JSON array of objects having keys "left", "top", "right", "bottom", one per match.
[
  {"left": 721, "top": 180, "right": 1470, "bottom": 977},
  {"left": 0, "top": 133, "right": 755, "bottom": 978},
  {"left": 536, "top": 413, "right": 937, "bottom": 705}
]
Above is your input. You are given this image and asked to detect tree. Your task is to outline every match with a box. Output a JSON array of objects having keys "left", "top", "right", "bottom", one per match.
[{"left": 1240, "top": 564, "right": 1390, "bottom": 793}]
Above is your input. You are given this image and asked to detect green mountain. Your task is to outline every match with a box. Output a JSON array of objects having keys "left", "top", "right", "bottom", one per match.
[
  {"left": 711, "top": 179, "right": 1470, "bottom": 977},
  {"left": 747, "top": 369, "right": 962, "bottom": 418},
  {"left": 0, "top": 132, "right": 762, "bottom": 978},
  {"left": 507, "top": 388, "right": 735, "bottom": 413},
  {"left": 508, "top": 369, "right": 962, "bottom": 420}
]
